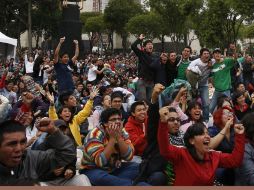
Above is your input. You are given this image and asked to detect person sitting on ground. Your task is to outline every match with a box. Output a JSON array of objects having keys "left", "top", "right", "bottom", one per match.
[
  {"left": 79, "top": 108, "right": 150, "bottom": 186},
  {"left": 0, "top": 118, "right": 76, "bottom": 185},
  {"left": 47, "top": 88, "right": 98, "bottom": 146},
  {"left": 157, "top": 106, "right": 245, "bottom": 185},
  {"left": 111, "top": 91, "right": 129, "bottom": 124},
  {"left": 37, "top": 119, "right": 91, "bottom": 186},
  {"left": 125, "top": 101, "right": 148, "bottom": 162},
  {"left": 92, "top": 94, "right": 111, "bottom": 129}
]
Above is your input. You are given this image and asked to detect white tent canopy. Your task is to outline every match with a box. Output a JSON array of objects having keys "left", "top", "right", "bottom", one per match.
[{"left": 0, "top": 32, "right": 17, "bottom": 60}]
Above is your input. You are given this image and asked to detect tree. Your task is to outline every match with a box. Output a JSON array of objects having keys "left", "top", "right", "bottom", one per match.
[
  {"left": 192, "top": 0, "right": 254, "bottom": 49},
  {"left": 104, "top": 0, "right": 143, "bottom": 53},
  {"left": 148, "top": 0, "right": 203, "bottom": 46},
  {"left": 80, "top": 12, "right": 101, "bottom": 33},
  {"left": 85, "top": 15, "right": 105, "bottom": 52},
  {"left": 31, "top": 0, "right": 61, "bottom": 49},
  {"left": 126, "top": 12, "right": 162, "bottom": 40},
  {"left": 126, "top": 12, "right": 168, "bottom": 50},
  {"left": 245, "top": 24, "right": 254, "bottom": 39},
  {"left": 0, "top": 0, "right": 28, "bottom": 50},
  {"left": 0, "top": 0, "right": 61, "bottom": 53}
]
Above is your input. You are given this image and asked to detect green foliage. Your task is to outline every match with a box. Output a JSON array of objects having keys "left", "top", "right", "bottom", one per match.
[
  {"left": 104, "top": 0, "right": 143, "bottom": 34},
  {"left": 0, "top": 0, "right": 61, "bottom": 41},
  {"left": 85, "top": 15, "right": 105, "bottom": 33},
  {"left": 0, "top": 0, "right": 28, "bottom": 38},
  {"left": 31, "top": 0, "right": 61, "bottom": 39},
  {"left": 126, "top": 12, "right": 164, "bottom": 39},
  {"left": 192, "top": 0, "right": 254, "bottom": 49},
  {"left": 80, "top": 12, "right": 101, "bottom": 33},
  {"left": 104, "top": 0, "right": 143, "bottom": 51},
  {"left": 148, "top": 0, "right": 203, "bottom": 42},
  {"left": 244, "top": 24, "right": 254, "bottom": 39}
]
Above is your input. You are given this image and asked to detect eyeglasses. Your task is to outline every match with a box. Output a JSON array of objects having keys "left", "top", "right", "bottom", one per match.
[
  {"left": 168, "top": 117, "right": 181, "bottom": 123},
  {"left": 108, "top": 117, "right": 122, "bottom": 122}
]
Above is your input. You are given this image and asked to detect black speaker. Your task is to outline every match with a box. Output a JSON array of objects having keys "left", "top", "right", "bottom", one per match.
[{"left": 59, "top": 4, "right": 83, "bottom": 58}]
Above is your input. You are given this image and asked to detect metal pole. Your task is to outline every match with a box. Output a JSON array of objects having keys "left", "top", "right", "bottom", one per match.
[{"left": 28, "top": 0, "right": 32, "bottom": 54}]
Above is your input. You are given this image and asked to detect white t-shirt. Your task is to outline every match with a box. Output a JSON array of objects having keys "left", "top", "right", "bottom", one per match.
[
  {"left": 25, "top": 54, "right": 36, "bottom": 74},
  {"left": 87, "top": 65, "right": 98, "bottom": 81},
  {"left": 25, "top": 61, "right": 34, "bottom": 74}
]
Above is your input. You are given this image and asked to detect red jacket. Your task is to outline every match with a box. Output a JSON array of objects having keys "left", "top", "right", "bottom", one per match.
[
  {"left": 125, "top": 116, "right": 147, "bottom": 156},
  {"left": 0, "top": 74, "right": 6, "bottom": 89},
  {"left": 158, "top": 121, "right": 245, "bottom": 186}
]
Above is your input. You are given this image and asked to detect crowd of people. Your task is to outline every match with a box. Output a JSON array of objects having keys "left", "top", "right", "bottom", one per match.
[{"left": 1, "top": 33, "right": 254, "bottom": 186}]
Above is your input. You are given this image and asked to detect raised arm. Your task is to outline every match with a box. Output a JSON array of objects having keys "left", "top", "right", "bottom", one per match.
[
  {"left": 71, "top": 40, "right": 79, "bottom": 63},
  {"left": 172, "top": 87, "right": 188, "bottom": 121},
  {"left": 74, "top": 88, "right": 98, "bottom": 125},
  {"left": 46, "top": 92, "right": 58, "bottom": 120},
  {"left": 131, "top": 34, "right": 145, "bottom": 56},
  {"left": 157, "top": 107, "right": 183, "bottom": 163},
  {"left": 151, "top": 83, "right": 165, "bottom": 104},
  {"left": 53, "top": 37, "right": 65, "bottom": 64},
  {"left": 34, "top": 118, "right": 76, "bottom": 176},
  {"left": 209, "top": 117, "right": 233, "bottom": 149}
]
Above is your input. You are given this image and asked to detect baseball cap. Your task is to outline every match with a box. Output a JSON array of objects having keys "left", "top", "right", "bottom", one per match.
[{"left": 213, "top": 48, "right": 222, "bottom": 54}]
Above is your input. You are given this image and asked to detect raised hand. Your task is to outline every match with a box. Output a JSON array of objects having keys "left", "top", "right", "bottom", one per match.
[
  {"left": 159, "top": 106, "right": 170, "bottom": 123},
  {"left": 89, "top": 87, "right": 99, "bottom": 100},
  {"left": 46, "top": 92, "right": 55, "bottom": 104},
  {"left": 225, "top": 117, "right": 234, "bottom": 129},
  {"left": 152, "top": 83, "right": 165, "bottom": 95},
  {"left": 73, "top": 40, "right": 79, "bottom": 45},
  {"left": 234, "top": 123, "right": 245, "bottom": 135},
  {"left": 36, "top": 117, "right": 57, "bottom": 134},
  {"left": 179, "top": 86, "right": 188, "bottom": 97}
]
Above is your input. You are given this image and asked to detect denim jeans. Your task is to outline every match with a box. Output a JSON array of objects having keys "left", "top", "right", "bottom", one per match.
[
  {"left": 209, "top": 90, "right": 231, "bottom": 113},
  {"left": 136, "top": 79, "right": 154, "bottom": 102},
  {"left": 79, "top": 162, "right": 149, "bottom": 186},
  {"left": 198, "top": 86, "right": 209, "bottom": 122}
]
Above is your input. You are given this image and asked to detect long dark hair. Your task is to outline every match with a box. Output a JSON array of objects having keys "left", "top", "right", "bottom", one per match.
[
  {"left": 184, "top": 122, "right": 207, "bottom": 162},
  {"left": 57, "top": 106, "right": 73, "bottom": 124},
  {"left": 186, "top": 100, "right": 203, "bottom": 122}
]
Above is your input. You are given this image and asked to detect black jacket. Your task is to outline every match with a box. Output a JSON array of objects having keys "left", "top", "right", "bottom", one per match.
[
  {"left": 131, "top": 39, "right": 156, "bottom": 82},
  {"left": 0, "top": 130, "right": 76, "bottom": 185}
]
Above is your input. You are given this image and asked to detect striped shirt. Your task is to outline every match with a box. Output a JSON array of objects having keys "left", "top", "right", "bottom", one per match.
[{"left": 80, "top": 125, "right": 134, "bottom": 172}]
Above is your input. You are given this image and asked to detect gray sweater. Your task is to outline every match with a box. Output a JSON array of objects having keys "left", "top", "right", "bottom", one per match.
[
  {"left": 0, "top": 130, "right": 76, "bottom": 185},
  {"left": 235, "top": 143, "right": 254, "bottom": 185}
]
